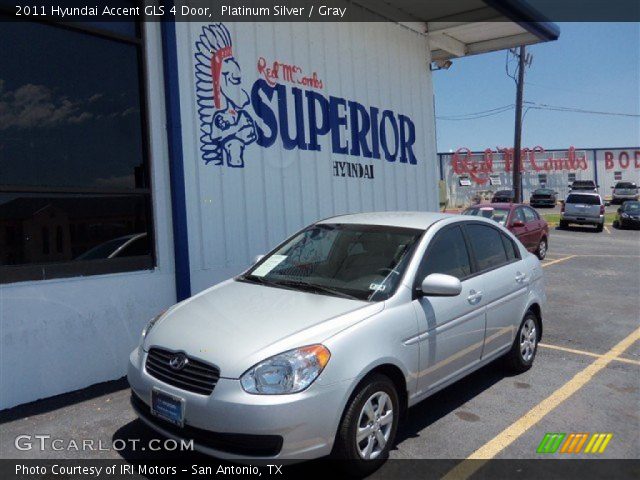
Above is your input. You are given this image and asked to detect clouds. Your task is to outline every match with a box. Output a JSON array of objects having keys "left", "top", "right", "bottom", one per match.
[{"left": 0, "top": 81, "right": 138, "bottom": 131}]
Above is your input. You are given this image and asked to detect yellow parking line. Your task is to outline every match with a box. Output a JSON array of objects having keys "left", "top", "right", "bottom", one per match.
[
  {"left": 539, "top": 342, "right": 640, "bottom": 366},
  {"left": 442, "top": 326, "right": 640, "bottom": 480},
  {"left": 542, "top": 255, "right": 576, "bottom": 268}
]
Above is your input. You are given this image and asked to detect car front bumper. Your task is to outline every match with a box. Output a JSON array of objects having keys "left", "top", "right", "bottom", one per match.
[
  {"left": 127, "top": 348, "right": 348, "bottom": 461},
  {"left": 612, "top": 194, "right": 639, "bottom": 203},
  {"left": 530, "top": 199, "right": 556, "bottom": 206},
  {"left": 561, "top": 213, "right": 604, "bottom": 225},
  {"left": 620, "top": 216, "right": 640, "bottom": 228}
]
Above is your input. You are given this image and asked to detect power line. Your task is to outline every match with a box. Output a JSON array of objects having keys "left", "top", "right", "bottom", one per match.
[
  {"left": 523, "top": 101, "right": 640, "bottom": 118},
  {"left": 437, "top": 104, "right": 514, "bottom": 120}
]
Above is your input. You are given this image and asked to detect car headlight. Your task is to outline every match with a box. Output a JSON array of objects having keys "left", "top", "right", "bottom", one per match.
[
  {"left": 139, "top": 311, "right": 165, "bottom": 346},
  {"left": 621, "top": 213, "right": 629, "bottom": 218},
  {"left": 240, "top": 345, "right": 331, "bottom": 395}
]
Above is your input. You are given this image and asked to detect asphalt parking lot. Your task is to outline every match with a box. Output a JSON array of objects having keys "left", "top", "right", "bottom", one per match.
[{"left": 1, "top": 223, "right": 638, "bottom": 477}]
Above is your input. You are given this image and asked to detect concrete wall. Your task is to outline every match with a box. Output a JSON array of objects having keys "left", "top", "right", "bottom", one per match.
[
  {"left": 0, "top": 23, "right": 176, "bottom": 410},
  {"left": 175, "top": 19, "right": 439, "bottom": 293}
]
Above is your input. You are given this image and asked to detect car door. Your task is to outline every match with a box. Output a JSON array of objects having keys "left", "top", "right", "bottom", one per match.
[
  {"left": 412, "top": 224, "right": 487, "bottom": 396},
  {"left": 509, "top": 207, "right": 530, "bottom": 248},
  {"left": 463, "top": 223, "right": 529, "bottom": 359},
  {"left": 522, "top": 206, "right": 542, "bottom": 249}
]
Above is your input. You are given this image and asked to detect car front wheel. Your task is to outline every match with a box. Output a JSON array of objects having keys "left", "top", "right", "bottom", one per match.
[{"left": 333, "top": 373, "right": 399, "bottom": 475}]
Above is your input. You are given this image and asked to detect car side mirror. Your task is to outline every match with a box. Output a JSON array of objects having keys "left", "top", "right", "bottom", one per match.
[
  {"left": 254, "top": 254, "right": 264, "bottom": 264},
  {"left": 420, "top": 274, "right": 462, "bottom": 297},
  {"left": 512, "top": 220, "right": 525, "bottom": 227}
]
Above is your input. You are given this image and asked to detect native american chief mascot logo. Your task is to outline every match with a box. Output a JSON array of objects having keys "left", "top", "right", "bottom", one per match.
[{"left": 195, "top": 24, "right": 256, "bottom": 168}]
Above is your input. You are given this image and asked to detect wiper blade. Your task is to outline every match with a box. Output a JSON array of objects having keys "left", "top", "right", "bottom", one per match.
[{"left": 275, "top": 279, "right": 360, "bottom": 300}]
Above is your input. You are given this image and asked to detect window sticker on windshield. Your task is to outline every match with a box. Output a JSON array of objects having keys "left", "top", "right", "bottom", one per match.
[
  {"left": 369, "top": 283, "right": 386, "bottom": 292},
  {"left": 252, "top": 255, "right": 287, "bottom": 277}
]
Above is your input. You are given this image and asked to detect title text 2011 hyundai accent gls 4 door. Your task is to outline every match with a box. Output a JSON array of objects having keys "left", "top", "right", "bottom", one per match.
[{"left": 128, "top": 212, "right": 545, "bottom": 475}]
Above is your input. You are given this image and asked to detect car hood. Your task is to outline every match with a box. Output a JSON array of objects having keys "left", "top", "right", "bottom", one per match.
[{"left": 143, "top": 279, "right": 383, "bottom": 378}]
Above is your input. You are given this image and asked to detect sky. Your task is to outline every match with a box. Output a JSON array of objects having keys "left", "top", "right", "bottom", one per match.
[{"left": 432, "top": 22, "right": 640, "bottom": 153}]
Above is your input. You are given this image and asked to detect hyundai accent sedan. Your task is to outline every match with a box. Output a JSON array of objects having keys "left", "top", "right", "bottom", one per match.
[{"left": 128, "top": 212, "right": 545, "bottom": 474}]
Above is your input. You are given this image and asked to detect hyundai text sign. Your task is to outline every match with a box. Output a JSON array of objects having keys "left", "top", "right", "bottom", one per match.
[{"left": 194, "top": 23, "right": 418, "bottom": 179}]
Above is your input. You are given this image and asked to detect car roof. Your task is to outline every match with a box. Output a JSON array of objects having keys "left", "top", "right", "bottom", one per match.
[
  {"left": 318, "top": 211, "right": 452, "bottom": 230},
  {"left": 567, "top": 191, "right": 601, "bottom": 196},
  {"left": 467, "top": 202, "right": 516, "bottom": 209}
]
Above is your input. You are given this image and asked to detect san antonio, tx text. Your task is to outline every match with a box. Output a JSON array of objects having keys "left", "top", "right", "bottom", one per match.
[{"left": 16, "top": 464, "right": 283, "bottom": 476}]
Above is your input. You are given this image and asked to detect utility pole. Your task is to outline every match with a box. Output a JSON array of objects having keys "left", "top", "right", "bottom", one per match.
[{"left": 512, "top": 45, "right": 526, "bottom": 203}]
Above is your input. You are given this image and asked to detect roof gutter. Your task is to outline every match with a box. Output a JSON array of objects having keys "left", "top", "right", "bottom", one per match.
[{"left": 483, "top": 0, "right": 560, "bottom": 41}]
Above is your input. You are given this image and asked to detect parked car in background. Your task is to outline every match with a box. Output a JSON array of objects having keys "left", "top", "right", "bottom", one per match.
[
  {"left": 560, "top": 192, "right": 605, "bottom": 232},
  {"left": 613, "top": 201, "right": 640, "bottom": 229},
  {"left": 462, "top": 203, "right": 549, "bottom": 259},
  {"left": 611, "top": 182, "right": 639, "bottom": 204},
  {"left": 128, "top": 212, "right": 545, "bottom": 474},
  {"left": 75, "top": 233, "right": 149, "bottom": 260},
  {"left": 492, "top": 190, "right": 515, "bottom": 203},
  {"left": 569, "top": 180, "right": 598, "bottom": 192},
  {"left": 529, "top": 188, "right": 558, "bottom": 208}
]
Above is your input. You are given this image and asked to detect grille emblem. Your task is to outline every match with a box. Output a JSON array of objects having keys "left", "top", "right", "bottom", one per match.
[{"left": 169, "top": 353, "right": 189, "bottom": 371}]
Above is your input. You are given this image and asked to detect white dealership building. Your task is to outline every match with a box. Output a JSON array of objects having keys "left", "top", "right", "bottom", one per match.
[{"left": 0, "top": 1, "right": 560, "bottom": 409}]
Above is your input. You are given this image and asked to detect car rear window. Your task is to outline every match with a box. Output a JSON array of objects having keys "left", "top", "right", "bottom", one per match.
[
  {"left": 566, "top": 194, "right": 601, "bottom": 205},
  {"left": 616, "top": 182, "right": 637, "bottom": 189}
]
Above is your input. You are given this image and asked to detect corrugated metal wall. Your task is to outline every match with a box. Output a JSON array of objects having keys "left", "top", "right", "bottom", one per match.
[
  {"left": 175, "top": 21, "right": 438, "bottom": 293},
  {"left": 439, "top": 147, "right": 640, "bottom": 207}
]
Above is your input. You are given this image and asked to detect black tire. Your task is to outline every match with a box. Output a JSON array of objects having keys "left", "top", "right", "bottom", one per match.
[
  {"left": 535, "top": 237, "right": 548, "bottom": 260},
  {"left": 333, "top": 373, "right": 400, "bottom": 476},
  {"left": 504, "top": 312, "right": 540, "bottom": 374},
  {"left": 613, "top": 220, "right": 619, "bottom": 229},
  {"left": 559, "top": 220, "right": 568, "bottom": 229},
  {"left": 595, "top": 223, "right": 604, "bottom": 232}
]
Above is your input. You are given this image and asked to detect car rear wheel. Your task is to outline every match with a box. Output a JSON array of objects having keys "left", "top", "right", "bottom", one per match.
[
  {"left": 333, "top": 373, "right": 399, "bottom": 476},
  {"left": 596, "top": 224, "right": 604, "bottom": 232},
  {"left": 559, "top": 220, "right": 569, "bottom": 229},
  {"left": 536, "top": 238, "right": 547, "bottom": 260},
  {"left": 504, "top": 312, "right": 539, "bottom": 373}
]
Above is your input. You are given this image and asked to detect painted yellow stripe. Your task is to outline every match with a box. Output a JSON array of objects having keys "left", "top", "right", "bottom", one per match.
[
  {"left": 590, "top": 433, "right": 606, "bottom": 453},
  {"left": 584, "top": 433, "right": 599, "bottom": 453},
  {"left": 539, "top": 342, "right": 640, "bottom": 366},
  {"left": 598, "top": 433, "right": 613, "bottom": 453},
  {"left": 442, "top": 326, "right": 640, "bottom": 480},
  {"left": 542, "top": 255, "right": 577, "bottom": 268},
  {"left": 573, "top": 433, "right": 589, "bottom": 454}
]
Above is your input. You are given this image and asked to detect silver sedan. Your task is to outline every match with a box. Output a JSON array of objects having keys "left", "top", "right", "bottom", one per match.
[{"left": 127, "top": 212, "right": 545, "bottom": 475}]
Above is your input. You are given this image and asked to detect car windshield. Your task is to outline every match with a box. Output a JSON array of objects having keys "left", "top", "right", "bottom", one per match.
[
  {"left": 566, "top": 194, "right": 601, "bottom": 205},
  {"left": 240, "top": 224, "right": 423, "bottom": 301},
  {"left": 616, "top": 182, "right": 637, "bottom": 189},
  {"left": 463, "top": 207, "right": 511, "bottom": 225},
  {"left": 534, "top": 189, "right": 554, "bottom": 195},
  {"left": 623, "top": 202, "right": 640, "bottom": 212}
]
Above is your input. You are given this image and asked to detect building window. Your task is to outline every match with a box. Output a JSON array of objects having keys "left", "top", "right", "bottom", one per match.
[
  {"left": 489, "top": 174, "right": 501, "bottom": 186},
  {"left": 459, "top": 175, "right": 472, "bottom": 186},
  {"left": 568, "top": 173, "right": 577, "bottom": 183},
  {"left": 614, "top": 171, "right": 623, "bottom": 181},
  {"left": 0, "top": 12, "right": 154, "bottom": 283}
]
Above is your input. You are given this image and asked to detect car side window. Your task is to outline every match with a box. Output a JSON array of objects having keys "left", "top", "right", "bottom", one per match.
[
  {"left": 418, "top": 226, "right": 472, "bottom": 281},
  {"left": 465, "top": 224, "right": 509, "bottom": 272},
  {"left": 514, "top": 208, "right": 526, "bottom": 223},
  {"left": 501, "top": 233, "right": 520, "bottom": 261},
  {"left": 523, "top": 207, "right": 537, "bottom": 222}
]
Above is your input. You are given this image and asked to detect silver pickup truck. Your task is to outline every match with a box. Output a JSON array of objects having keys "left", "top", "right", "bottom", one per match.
[{"left": 560, "top": 192, "right": 605, "bottom": 232}]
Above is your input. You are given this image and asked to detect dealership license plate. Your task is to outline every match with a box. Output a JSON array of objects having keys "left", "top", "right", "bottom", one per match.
[{"left": 151, "top": 389, "right": 185, "bottom": 427}]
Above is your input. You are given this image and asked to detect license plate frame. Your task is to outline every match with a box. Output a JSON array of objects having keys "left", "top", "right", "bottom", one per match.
[{"left": 151, "top": 388, "right": 185, "bottom": 427}]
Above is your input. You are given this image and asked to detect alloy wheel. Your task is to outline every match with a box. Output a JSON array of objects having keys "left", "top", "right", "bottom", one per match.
[
  {"left": 356, "top": 391, "right": 394, "bottom": 459},
  {"left": 520, "top": 318, "right": 537, "bottom": 362}
]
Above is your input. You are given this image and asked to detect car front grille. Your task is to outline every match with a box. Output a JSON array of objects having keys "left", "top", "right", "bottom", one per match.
[
  {"left": 145, "top": 348, "right": 220, "bottom": 395},
  {"left": 533, "top": 195, "right": 552, "bottom": 199}
]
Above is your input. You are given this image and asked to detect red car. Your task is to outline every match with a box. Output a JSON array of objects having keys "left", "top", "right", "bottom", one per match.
[{"left": 462, "top": 203, "right": 549, "bottom": 259}]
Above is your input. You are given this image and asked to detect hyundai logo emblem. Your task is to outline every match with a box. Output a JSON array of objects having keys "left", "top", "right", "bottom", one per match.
[{"left": 169, "top": 353, "right": 189, "bottom": 371}]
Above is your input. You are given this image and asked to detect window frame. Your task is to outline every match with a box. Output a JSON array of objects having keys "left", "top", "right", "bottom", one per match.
[{"left": 0, "top": 14, "right": 156, "bottom": 284}]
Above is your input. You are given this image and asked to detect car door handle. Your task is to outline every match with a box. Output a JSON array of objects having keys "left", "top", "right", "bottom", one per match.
[
  {"left": 515, "top": 272, "right": 527, "bottom": 283},
  {"left": 467, "top": 290, "right": 483, "bottom": 304}
]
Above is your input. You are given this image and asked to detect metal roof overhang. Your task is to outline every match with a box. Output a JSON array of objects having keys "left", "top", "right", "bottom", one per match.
[{"left": 357, "top": 0, "right": 560, "bottom": 61}]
